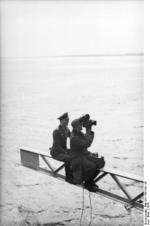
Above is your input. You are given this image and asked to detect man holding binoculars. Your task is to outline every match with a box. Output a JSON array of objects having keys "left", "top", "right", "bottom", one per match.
[{"left": 70, "top": 114, "right": 105, "bottom": 192}]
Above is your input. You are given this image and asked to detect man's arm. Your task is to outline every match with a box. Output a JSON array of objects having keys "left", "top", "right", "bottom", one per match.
[
  {"left": 53, "top": 130, "right": 66, "bottom": 153},
  {"left": 85, "top": 130, "right": 94, "bottom": 142},
  {"left": 83, "top": 130, "right": 94, "bottom": 154},
  {"left": 67, "top": 128, "right": 71, "bottom": 138},
  {"left": 71, "top": 132, "right": 94, "bottom": 150}
]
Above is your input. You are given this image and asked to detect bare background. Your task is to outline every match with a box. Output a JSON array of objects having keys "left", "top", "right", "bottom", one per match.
[
  {"left": 1, "top": 0, "right": 143, "bottom": 57},
  {"left": 0, "top": 0, "right": 144, "bottom": 225}
]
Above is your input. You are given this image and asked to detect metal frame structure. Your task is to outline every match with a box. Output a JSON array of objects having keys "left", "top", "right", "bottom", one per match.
[{"left": 20, "top": 147, "right": 144, "bottom": 212}]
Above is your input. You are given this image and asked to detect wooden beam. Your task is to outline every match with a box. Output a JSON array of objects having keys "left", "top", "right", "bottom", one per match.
[
  {"left": 111, "top": 174, "right": 132, "bottom": 200},
  {"left": 19, "top": 147, "right": 144, "bottom": 212},
  {"left": 130, "top": 192, "right": 144, "bottom": 204},
  {"left": 41, "top": 155, "right": 55, "bottom": 174},
  {"left": 39, "top": 167, "right": 65, "bottom": 180},
  {"left": 96, "top": 188, "right": 143, "bottom": 211},
  {"left": 54, "top": 163, "right": 65, "bottom": 174},
  {"left": 100, "top": 167, "right": 143, "bottom": 183},
  {"left": 94, "top": 172, "right": 108, "bottom": 183}
]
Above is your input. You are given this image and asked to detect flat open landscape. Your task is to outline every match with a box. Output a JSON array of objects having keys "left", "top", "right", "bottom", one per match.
[{"left": 0, "top": 56, "right": 144, "bottom": 225}]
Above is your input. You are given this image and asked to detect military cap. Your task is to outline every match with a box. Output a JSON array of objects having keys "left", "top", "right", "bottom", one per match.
[
  {"left": 71, "top": 118, "right": 82, "bottom": 128},
  {"left": 58, "top": 112, "right": 69, "bottom": 120}
]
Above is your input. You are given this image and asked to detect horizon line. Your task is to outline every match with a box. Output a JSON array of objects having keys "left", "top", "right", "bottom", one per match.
[{"left": 0, "top": 53, "right": 144, "bottom": 60}]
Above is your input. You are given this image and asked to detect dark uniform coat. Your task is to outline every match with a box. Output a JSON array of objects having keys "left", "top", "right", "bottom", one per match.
[
  {"left": 70, "top": 129, "right": 97, "bottom": 184},
  {"left": 50, "top": 125, "right": 71, "bottom": 162}
]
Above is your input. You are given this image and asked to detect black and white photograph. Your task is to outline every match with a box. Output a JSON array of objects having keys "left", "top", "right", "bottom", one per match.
[{"left": 0, "top": 0, "right": 145, "bottom": 225}]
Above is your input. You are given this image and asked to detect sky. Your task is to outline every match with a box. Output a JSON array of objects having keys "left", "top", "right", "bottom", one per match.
[{"left": 1, "top": 0, "right": 144, "bottom": 58}]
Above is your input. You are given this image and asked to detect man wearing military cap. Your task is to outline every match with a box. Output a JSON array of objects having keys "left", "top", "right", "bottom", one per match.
[
  {"left": 50, "top": 112, "right": 73, "bottom": 183},
  {"left": 58, "top": 112, "right": 69, "bottom": 121}
]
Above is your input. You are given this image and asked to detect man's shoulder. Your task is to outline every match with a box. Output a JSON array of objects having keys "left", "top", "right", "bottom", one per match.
[
  {"left": 53, "top": 126, "right": 60, "bottom": 134},
  {"left": 53, "top": 126, "right": 70, "bottom": 136},
  {"left": 71, "top": 130, "right": 84, "bottom": 138},
  {"left": 66, "top": 127, "right": 71, "bottom": 133}
]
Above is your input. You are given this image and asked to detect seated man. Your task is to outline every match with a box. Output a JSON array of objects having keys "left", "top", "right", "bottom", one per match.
[
  {"left": 50, "top": 112, "right": 73, "bottom": 183},
  {"left": 70, "top": 117, "right": 105, "bottom": 192}
]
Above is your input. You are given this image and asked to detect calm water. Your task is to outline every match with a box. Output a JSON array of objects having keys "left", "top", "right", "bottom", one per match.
[{"left": 0, "top": 55, "right": 144, "bottom": 225}]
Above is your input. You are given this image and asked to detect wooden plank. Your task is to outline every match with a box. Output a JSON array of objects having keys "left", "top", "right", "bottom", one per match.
[
  {"left": 20, "top": 161, "right": 144, "bottom": 212},
  {"left": 100, "top": 167, "right": 143, "bottom": 183},
  {"left": 38, "top": 167, "right": 143, "bottom": 211},
  {"left": 20, "top": 147, "right": 51, "bottom": 158},
  {"left": 36, "top": 166, "right": 144, "bottom": 211},
  {"left": 20, "top": 148, "right": 143, "bottom": 182},
  {"left": 20, "top": 149, "right": 39, "bottom": 170},
  {"left": 96, "top": 188, "right": 143, "bottom": 211}
]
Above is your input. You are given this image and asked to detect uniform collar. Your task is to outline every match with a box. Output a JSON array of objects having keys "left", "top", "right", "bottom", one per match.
[{"left": 59, "top": 125, "right": 67, "bottom": 131}]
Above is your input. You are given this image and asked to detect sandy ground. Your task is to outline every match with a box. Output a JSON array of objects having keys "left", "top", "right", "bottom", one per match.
[{"left": 0, "top": 56, "right": 144, "bottom": 225}]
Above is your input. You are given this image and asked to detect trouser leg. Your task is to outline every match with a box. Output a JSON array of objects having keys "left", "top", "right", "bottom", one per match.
[
  {"left": 84, "top": 169, "right": 100, "bottom": 192},
  {"left": 84, "top": 168, "right": 100, "bottom": 186},
  {"left": 65, "top": 162, "right": 72, "bottom": 181}
]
